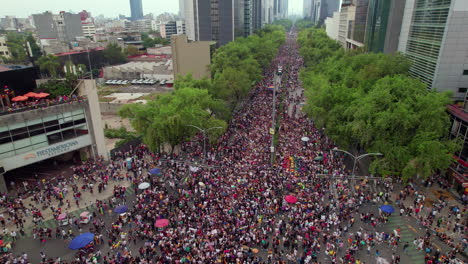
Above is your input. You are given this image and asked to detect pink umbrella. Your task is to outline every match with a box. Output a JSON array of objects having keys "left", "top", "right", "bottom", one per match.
[
  {"left": 154, "top": 219, "right": 169, "bottom": 228},
  {"left": 284, "top": 195, "right": 298, "bottom": 204},
  {"left": 80, "top": 211, "right": 90, "bottom": 217},
  {"left": 57, "top": 213, "right": 67, "bottom": 220}
]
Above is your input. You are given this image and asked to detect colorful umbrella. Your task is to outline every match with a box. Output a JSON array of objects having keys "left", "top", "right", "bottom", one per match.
[
  {"left": 36, "top": 92, "right": 50, "bottom": 98},
  {"left": 379, "top": 205, "right": 394, "bottom": 214},
  {"left": 23, "top": 92, "right": 39, "bottom": 97},
  {"left": 11, "top": 96, "right": 28, "bottom": 102},
  {"left": 284, "top": 195, "right": 297, "bottom": 204},
  {"left": 80, "top": 211, "right": 90, "bottom": 217},
  {"left": 155, "top": 219, "right": 169, "bottom": 228},
  {"left": 68, "top": 233, "right": 94, "bottom": 249},
  {"left": 57, "top": 213, "right": 67, "bottom": 220},
  {"left": 114, "top": 205, "right": 128, "bottom": 214},
  {"left": 138, "top": 182, "right": 150, "bottom": 190},
  {"left": 149, "top": 168, "right": 161, "bottom": 175}
]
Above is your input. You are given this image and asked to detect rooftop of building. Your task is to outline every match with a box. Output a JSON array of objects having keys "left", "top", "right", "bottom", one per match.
[
  {"left": 0, "top": 64, "right": 33, "bottom": 72},
  {"left": 105, "top": 60, "right": 173, "bottom": 72},
  {"left": 54, "top": 47, "right": 105, "bottom": 56}
]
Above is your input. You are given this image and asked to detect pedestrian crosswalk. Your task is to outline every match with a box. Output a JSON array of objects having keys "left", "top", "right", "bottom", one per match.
[{"left": 386, "top": 212, "right": 425, "bottom": 263}]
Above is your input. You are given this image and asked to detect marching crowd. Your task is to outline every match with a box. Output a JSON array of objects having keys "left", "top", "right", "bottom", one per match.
[{"left": 0, "top": 30, "right": 465, "bottom": 264}]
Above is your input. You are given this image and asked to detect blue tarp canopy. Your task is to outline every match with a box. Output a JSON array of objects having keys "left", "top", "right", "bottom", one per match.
[
  {"left": 114, "top": 205, "right": 128, "bottom": 214},
  {"left": 379, "top": 205, "right": 394, "bottom": 214},
  {"left": 68, "top": 233, "right": 94, "bottom": 249},
  {"left": 149, "top": 168, "right": 161, "bottom": 175}
]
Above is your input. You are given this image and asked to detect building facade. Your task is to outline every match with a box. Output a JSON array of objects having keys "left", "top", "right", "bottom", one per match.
[
  {"left": 365, "top": 0, "right": 405, "bottom": 53},
  {"left": 397, "top": 0, "right": 468, "bottom": 101},
  {"left": 130, "top": 0, "right": 144, "bottom": 21},
  {"left": 338, "top": 4, "right": 356, "bottom": 47},
  {"left": 0, "top": 36, "right": 10, "bottom": 59},
  {"left": 325, "top": 11, "right": 340, "bottom": 40},
  {"left": 171, "top": 34, "right": 215, "bottom": 79},
  {"left": 447, "top": 100, "right": 468, "bottom": 193},
  {"left": 0, "top": 80, "right": 108, "bottom": 193},
  {"left": 305, "top": 0, "right": 341, "bottom": 24},
  {"left": 33, "top": 11, "right": 83, "bottom": 42},
  {"left": 160, "top": 21, "right": 186, "bottom": 40},
  {"left": 184, "top": 0, "right": 254, "bottom": 46}
]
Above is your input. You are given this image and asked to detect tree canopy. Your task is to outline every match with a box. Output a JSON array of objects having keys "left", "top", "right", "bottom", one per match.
[
  {"left": 2, "top": 32, "right": 42, "bottom": 64},
  {"left": 272, "top": 19, "right": 293, "bottom": 31},
  {"left": 119, "top": 88, "right": 228, "bottom": 152},
  {"left": 141, "top": 33, "right": 170, "bottom": 48},
  {"left": 103, "top": 43, "right": 127, "bottom": 65},
  {"left": 37, "top": 54, "right": 60, "bottom": 77},
  {"left": 36, "top": 74, "right": 78, "bottom": 98},
  {"left": 299, "top": 28, "right": 459, "bottom": 181}
]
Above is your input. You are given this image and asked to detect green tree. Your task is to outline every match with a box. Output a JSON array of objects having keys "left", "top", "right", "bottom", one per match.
[
  {"left": 37, "top": 54, "right": 61, "bottom": 77},
  {"left": 26, "top": 33, "right": 42, "bottom": 61},
  {"left": 125, "top": 45, "right": 140, "bottom": 56},
  {"left": 272, "top": 19, "right": 293, "bottom": 30},
  {"left": 119, "top": 88, "right": 228, "bottom": 152},
  {"left": 212, "top": 68, "right": 251, "bottom": 109},
  {"left": 5, "top": 32, "right": 28, "bottom": 64},
  {"left": 103, "top": 43, "right": 127, "bottom": 65},
  {"left": 299, "top": 28, "right": 459, "bottom": 181},
  {"left": 174, "top": 73, "right": 213, "bottom": 90}
]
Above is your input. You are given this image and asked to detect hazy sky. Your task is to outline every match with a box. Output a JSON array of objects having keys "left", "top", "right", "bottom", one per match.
[{"left": 1, "top": 0, "right": 303, "bottom": 18}]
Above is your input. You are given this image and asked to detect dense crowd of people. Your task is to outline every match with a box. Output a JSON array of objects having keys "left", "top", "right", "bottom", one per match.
[
  {"left": 0, "top": 95, "right": 86, "bottom": 115},
  {"left": 0, "top": 30, "right": 465, "bottom": 264}
]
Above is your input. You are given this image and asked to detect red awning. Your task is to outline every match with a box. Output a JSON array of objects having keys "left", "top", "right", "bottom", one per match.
[
  {"left": 453, "top": 155, "right": 468, "bottom": 168},
  {"left": 452, "top": 172, "right": 468, "bottom": 184}
]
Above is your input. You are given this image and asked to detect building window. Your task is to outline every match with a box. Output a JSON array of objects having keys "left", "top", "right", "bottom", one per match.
[
  {"left": 464, "top": 70, "right": 468, "bottom": 75},
  {"left": 458, "top": 88, "right": 468, "bottom": 93}
]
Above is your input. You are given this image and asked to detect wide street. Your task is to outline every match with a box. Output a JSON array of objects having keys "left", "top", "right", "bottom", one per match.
[{"left": 4, "top": 30, "right": 466, "bottom": 264}]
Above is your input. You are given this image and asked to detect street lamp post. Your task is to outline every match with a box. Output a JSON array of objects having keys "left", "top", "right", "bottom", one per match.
[
  {"left": 332, "top": 148, "right": 383, "bottom": 176},
  {"left": 186, "top": 125, "right": 223, "bottom": 162}
]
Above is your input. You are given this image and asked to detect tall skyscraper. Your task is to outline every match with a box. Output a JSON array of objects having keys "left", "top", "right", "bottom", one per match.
[
  {"left": 303, "top": 0, "right": 313, "bottom": 18},
  {"left": 362, "top": 0, "right": 406, "bottom": 53},
  {"left": 130, "top": 0, "right": 144, "bottom": 21},
  {"left": 251, "top": 0, "right": 263, "bottom": 32},
  {"left": 179, "top": 0, "right": 185, "bottom": 18},
  {"left": 185, "top": 0, "right": 254, "bottom": 46},
  {"left": 305, "top": 0, "right": 340, "bottom": 24}
]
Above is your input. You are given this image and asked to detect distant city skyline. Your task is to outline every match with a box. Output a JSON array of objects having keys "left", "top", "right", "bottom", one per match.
[{"left": 1, "top": 0, "right": 303, "bottom": 19}]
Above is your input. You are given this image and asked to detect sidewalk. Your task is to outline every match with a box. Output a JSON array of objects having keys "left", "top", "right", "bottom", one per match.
[
  {"left": 391, "top": 181, "right": 467, "bottom": 255},
  {"left": 1, "top": 170, "right": 132, "bottom": 239}
]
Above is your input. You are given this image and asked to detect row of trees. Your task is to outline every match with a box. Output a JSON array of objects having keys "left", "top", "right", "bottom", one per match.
[
  {"left": 119, "top": 25, "right": 286, "bottom": 152},
  {"left": 298, "top": 28, "right": 458, "bottom": 181}
]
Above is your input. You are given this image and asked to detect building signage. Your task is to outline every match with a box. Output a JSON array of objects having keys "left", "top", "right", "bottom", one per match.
[
  {"left": 35, "top": 140, "right": 79, "bottom": 159},
  {"left": 3, "top": 135, "right": 92, "bottom": 172}
]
